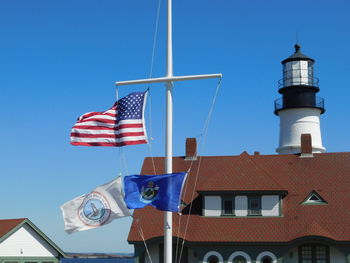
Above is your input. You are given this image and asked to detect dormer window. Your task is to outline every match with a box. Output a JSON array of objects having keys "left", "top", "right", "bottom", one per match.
[
  {"left": 203, "top": 194, "right": 281, "bottom": 217},
  {"left": 248, "top": 196, "right": 261, "bottom": 216},
  {"left": 302, "top": 191, "right": 327, "bottom": 205},
  {"left": 222, "top": 198, "right": 234, "bottom": 215}
]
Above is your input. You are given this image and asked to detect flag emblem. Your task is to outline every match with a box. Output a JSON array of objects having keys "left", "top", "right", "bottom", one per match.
[
  {"left": 78, "top": 192, "right": 111, "bottom": 226},
  {"left": 141, "top": 181, "right": 159, "bottom": 202},
  {"left": 70, "top": 91, "right": 148, "bottom": 147},
  {"left": 60, "top": 177, "right": 131, "bottom": 233},
  {"left": 124, "top": 172, "right": 188, "bottom": 212}
]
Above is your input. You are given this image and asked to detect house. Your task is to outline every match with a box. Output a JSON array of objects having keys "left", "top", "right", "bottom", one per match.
[
  {"left": 127, "top": 46, "right": 350, "bottom": 263},
  {"left": 0, "top": 218, "right": 66, "bottom": 263}
]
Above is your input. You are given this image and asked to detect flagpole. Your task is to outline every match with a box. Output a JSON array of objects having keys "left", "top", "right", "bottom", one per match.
[
  {"left": 115, "top": 1, "right": 222, "bottom": 261},
  {"left": 165, "top": 0, "right": 173, "bottom": 262}
]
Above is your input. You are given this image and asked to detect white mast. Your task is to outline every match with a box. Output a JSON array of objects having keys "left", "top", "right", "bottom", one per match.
[
  {"left": 165, "top": 0, "right": 173, "bottom": 262},
  {"left": 116, "top": 1, "right": 222, "bottom": 262}
]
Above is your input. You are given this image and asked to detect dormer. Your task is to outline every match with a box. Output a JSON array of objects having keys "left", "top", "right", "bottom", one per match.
[{"left": 201, "top": 192, "right": 286, "bottom": 217}]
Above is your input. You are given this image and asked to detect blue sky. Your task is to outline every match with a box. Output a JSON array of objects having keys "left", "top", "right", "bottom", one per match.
[{"left": 1, "top": 0, "right": 350, "bottom": 253}]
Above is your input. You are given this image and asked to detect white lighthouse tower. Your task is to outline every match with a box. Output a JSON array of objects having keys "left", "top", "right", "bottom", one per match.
[{"left": 275, "top": 44, "right": 326, "bottom": 154}]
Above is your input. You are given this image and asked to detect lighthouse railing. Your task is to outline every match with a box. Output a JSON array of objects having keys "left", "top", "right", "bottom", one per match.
[
  {"left": 274, "top": 96, "right": 325, "bottom": 114},
  {"left": 278, "top": 76, "right": 319, "bottom": 88}
]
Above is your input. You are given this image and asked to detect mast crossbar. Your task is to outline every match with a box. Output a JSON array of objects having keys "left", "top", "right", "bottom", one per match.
[{"left": 115, "top": 73, "right": 222, "bottom": 86}]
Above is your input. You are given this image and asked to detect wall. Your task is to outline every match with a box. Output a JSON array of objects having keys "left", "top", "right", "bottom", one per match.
[
  {"left": 145, "top": 244, "right": 159, "bottom": 263},
  {"left": 0, "top": 224, "right": 58, "bottom": 257},
  {"left": 283, "top": 245, "right": 347, "bottom": 263}
]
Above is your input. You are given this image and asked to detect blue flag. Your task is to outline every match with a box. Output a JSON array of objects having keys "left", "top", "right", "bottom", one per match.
[{"left": 124, "top": 172, "right": 187, "bottom": 212}]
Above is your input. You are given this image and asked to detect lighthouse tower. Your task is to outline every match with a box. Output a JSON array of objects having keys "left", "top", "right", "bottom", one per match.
[{"left": 275, "top": 44, "right": 326, "bottom": 154}]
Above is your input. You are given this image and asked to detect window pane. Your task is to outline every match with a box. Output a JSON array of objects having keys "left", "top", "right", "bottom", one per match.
[
  {"left": 233, "top": 256, "right": 246, "bottom": 263},
  {"left": 262, "top": 256, "right": 272, "bottom": 263},
  {"left": 223, "top": 200, "right": 233, "bottom": 215},
  {"left": 316, "top": 245, "right": 327, "bottom": 261},
  {"left": 301, "top": 246, "right": 312, "bottom": 259},
  {"left": 248, "top": 197, "right": 261, "bottom": 215},
  {"left": 208, "top": 255, "right": 219, "bottom": 263}
]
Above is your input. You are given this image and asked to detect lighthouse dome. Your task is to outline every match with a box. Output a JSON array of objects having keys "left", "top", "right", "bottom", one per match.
[{"left": 282, "top": 44, "right": 314, "bottom": 64}]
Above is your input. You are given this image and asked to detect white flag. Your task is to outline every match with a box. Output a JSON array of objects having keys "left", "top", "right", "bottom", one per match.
[{"left": 60, "top": 177, "right": 131, "bottom": 234}]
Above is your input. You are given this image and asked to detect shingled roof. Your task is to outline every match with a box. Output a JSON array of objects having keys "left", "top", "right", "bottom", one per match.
[
  {"left": 0, "top": 218, "right": 26, "bottom": 239},
  {"left": 128, "top": 152, "right": 350, "bottom": 243}
]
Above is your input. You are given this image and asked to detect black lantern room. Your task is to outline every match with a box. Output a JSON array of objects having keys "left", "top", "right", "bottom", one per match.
[{"left": 274, "top": 44, "right": 325, "bottom": 115}]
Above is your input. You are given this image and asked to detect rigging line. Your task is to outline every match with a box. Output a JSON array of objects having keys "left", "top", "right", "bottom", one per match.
[
  {"left": 119, "top": 147, "right": 129, "bottom": 176},
  {"left": 149, "top": 0, "right": 162, "bottom": 79},
  {"left": 135, "top": 216, "right": 153, "bottom": 263},
  {"left": 174, "top": 167, "right": 191, "bottom": 263},
  {"left": 175, "top": 79, "right": 222, "bottom": 263},
  {"left": 146, "top": 0, "right": 162, "bottom": 175},
  {"left": 146, "top": 89, "right": 158, "bottom": 175},
  {"left": 177, "top": 79, "right": 222, "bottom": 263}
]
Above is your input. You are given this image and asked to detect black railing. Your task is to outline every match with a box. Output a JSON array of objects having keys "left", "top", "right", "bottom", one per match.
[
  {"left": 274, "top": 96, "right": 325, "bottom": 114},
  {"left": 278, "top": 77, "right": 319, "bottom": 88}
]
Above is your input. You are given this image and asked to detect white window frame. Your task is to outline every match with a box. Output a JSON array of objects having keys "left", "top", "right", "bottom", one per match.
[
  {"left": 203, "top": 251, "right": 223, "bottom": 263},
  {"left": 256, "top": 251, "right": 277, "bottom": 263},
  {"left": 228, "top": 251, "right": 251, "bottom": 263}
]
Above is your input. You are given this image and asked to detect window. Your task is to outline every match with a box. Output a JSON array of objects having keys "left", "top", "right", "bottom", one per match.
[
  {"left": 302, "top": 191, "right": 327, "bottom": 205},
  {"left": 256, "top": 251, "right": 277, "bottom": 263},
  {"left": 299, "top": 244, "right": 329, "bottom": 263},
  {"left": 233, "top": 256, "right": 246, "bottom": 263},
  {"left": 228, "top": 251, "right": 251, "bottom": 263},
  {"left": 222, "top": 198, "right": 234, "bottom": 215},
  {"left": 208, "top": 255, "right": 219, "bottom": 263},
  {"left": 248, "top": 196, "right": 261, "bottom": 215},
  {"left": 261, "top": 256, "right": 272, "bottom": 263},
  {"left": 203, "top": 251, "right": 223, "bottom": 263}
]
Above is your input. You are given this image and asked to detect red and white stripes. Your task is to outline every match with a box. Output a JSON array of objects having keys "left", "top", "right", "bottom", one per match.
[{"left": 70, "top": 92, "right": 148, "bottom": 147}]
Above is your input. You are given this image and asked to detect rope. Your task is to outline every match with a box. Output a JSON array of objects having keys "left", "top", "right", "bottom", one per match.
[
  {"left": 145, "top": 0, "right": 162, "bottom": 175},
  {"left": 129, "top": 2, "right": 163, "bottom": 262},
  {"left": 176, "top": 78, "right": 222, "bottom": 263},
  {"left": 149, "top": 0, "right": 162, "bottom": 80},
  {"left": 135, "top": 217, "right": 153, "bottom": 263},
  {"left": 146, "top": 89, "right": 158, "bottom": 175}
]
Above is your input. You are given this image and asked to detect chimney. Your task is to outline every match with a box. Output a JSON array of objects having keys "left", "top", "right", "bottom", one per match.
[
  {"left": 300, "top": 133, "right": 313, "bottom": 158},
  {"left": 185, "top": 138, "right": 197, "bottom": 160}
]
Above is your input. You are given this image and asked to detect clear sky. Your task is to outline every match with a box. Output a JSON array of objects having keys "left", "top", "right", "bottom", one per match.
[{"left": 1, "top": 0, "right": 350, "bottom": 254}]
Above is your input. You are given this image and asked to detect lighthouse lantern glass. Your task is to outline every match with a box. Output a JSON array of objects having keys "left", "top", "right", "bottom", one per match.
[{"left": 283, "top": 60, "right": 312, "bottom": 87}]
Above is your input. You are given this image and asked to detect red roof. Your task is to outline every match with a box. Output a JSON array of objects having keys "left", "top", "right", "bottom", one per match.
[
  {"left": 0, "top": 218, "right": 26, "bottom": 239},
  {"left": 128, "top": 152, "right": 350, "bottom": 243}
]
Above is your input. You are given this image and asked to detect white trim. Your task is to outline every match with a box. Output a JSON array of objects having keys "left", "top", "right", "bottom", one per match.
[
  {"left": 228, "top": 251, "right": 251, "bottom": 263},
  {"left": 203, "top": 251, "right": 223, "bottom": 263},
  {"left": 256, "top": 251, "right": 277, "bottom": 263}
]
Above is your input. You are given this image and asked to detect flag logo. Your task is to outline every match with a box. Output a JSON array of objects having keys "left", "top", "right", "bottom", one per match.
[
  {"left": 141, "top": 181, "right": 159, "bottom": 203},
  {"left": 124, "top": 172, "right": 188, "bottom": 212},
  {"left": 78, "top": 192, "right": 111, "bottom": 226}
]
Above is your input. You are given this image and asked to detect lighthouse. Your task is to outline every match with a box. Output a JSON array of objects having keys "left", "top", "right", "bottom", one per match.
[{"left": 275, "top": 44, "right": 326, "bottom": 154}]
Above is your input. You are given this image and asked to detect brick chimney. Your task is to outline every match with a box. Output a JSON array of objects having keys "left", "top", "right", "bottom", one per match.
[
  {"left": 185, "top": 138, "right": 197, "bottom": 160},
  {"left": 300, "top": 133, "right": 313, "bottom": 158}
]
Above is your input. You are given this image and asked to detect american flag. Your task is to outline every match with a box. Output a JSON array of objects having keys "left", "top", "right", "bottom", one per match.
[{"left": 70, "top": 91, "right": 148, "bottom": 147}]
